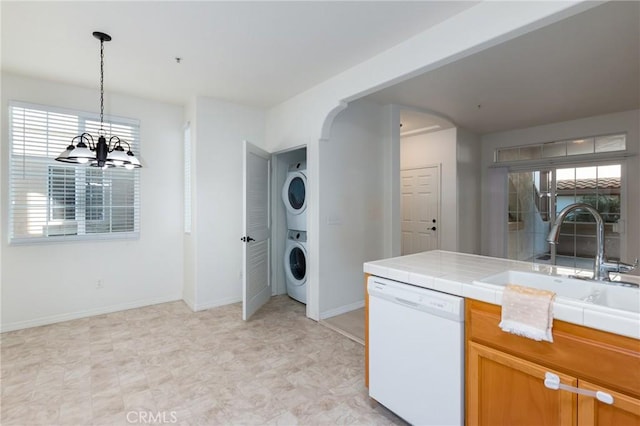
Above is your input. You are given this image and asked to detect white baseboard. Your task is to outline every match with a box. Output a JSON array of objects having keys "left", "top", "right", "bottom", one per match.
[
  {"left": 182, "top": 294, "right": 196, "bottom": 311},
  {"left": 320, "top": 300, "right": 365, "bottom": 320},
  {"left": 1, "top": 294, "right": 183, "bottom": 333},
  {"left": 193, "top": 296, "right": 242, "bottom": 312}
]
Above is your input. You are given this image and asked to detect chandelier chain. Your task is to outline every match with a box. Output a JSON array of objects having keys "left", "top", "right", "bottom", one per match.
[{"left": 99, "top": 38, "right": 105, "bottom": 134}]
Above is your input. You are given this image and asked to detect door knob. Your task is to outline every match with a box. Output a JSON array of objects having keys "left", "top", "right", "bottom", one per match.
[
  {"left": 432, "top": 219, "right": 437, "bottom": 223},
  {"left": 240, "top": 236, "right": 255, "bottom": 242},
  {"left": 431, "top": 227, "right": 436, "bottom": 231}
]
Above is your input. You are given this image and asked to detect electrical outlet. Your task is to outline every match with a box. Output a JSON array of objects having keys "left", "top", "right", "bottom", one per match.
[{"left": 96, "top": 279, "right": 104, "bottom": 289}]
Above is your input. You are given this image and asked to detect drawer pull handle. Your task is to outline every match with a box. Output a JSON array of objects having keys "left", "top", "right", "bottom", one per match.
[{"left": 544, "top": 372, "right": 614, "bottom": 405}]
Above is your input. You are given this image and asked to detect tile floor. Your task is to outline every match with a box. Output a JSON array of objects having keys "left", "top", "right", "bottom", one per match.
[
  {"left": 321, "top": 309, "right": 365, "bottom": 345},
  {"left": 1, "top": 296, "right": 405, "bottom": 425}
]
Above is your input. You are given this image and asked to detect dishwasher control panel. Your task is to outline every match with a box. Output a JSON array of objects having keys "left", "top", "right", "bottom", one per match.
[{"left": 368, "top": 276, "right": 464, "bottom": 321}]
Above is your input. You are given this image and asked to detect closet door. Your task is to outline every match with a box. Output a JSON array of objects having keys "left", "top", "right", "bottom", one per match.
[{"left": 242, "top": 140, "right": 272, "bottom": 320}]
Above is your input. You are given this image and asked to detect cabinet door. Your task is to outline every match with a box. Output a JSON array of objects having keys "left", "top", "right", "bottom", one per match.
[
  {"left": 468, "top": 342, "right": 577, "bottom": 426},
  {"left": 578, "top": 380, "right": 640, "bottom": 426}
]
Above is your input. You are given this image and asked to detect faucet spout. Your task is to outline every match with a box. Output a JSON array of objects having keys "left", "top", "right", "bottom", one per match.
[{"left": 546, "top": 203, "right": 605, "bottom": 281}]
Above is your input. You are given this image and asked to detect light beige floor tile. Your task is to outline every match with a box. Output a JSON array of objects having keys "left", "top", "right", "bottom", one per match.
[
  {"left": 59, "top": 398, "right": 92, "bottom": 424},
  {"left": 24, "top": 402, "right": 60, "bottom": 425},
  {"left": 1, "top": 296, "right": 406, "bottom": 426},
  {"left": 118, "top": 372, "right": 149, "bottom": 395},
  {"left": 1, "top": 403, "right": 33, "bottom": 425},
  {"left": 91, "top": 410, "right": 128, "bottom": 426},
  {"left": 1, "top": 381, "right": 34, "bottom": 401},
  {"left": 91, "top": 393, "right": 124, "bottom": 418},
  {"left": 321, "top": 307, "right": 366, "bottom": 344},
  {"left": 266, "top": 410, "right": 299, "bottom": 425}
]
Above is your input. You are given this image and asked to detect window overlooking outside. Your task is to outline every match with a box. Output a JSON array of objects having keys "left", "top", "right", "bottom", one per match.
[
  {"left": 553, "top": 165, "right": 621, "bottom": 268},
  {"left": 555, "top": 165, "right": 621, "bottom": 224},
  {"left": 9, "top": 102, "right": 140, "bottom": 243},
  {"left": 507, "top": 164, "right": 622, "bottom": 270},
  {"left": 496, "top": 134, "right": 626, "bottom": 162},
  {"left": 48, "top": 166, "right": 76, "bottom": 222},
  {"left": 85, "top": 169, "right": 107, "bottom": 222}
]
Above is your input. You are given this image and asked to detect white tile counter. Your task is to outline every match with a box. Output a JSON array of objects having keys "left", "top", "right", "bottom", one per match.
[{"left": 364, "top": 250, "right": 640, "bottom": 339}]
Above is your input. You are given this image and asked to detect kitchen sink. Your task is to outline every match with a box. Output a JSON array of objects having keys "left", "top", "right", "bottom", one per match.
[{"left": 475, "top": 270, "right": 640, "bottom": 314}]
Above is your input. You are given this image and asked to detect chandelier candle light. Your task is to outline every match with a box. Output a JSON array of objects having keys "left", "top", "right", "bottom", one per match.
[{"left": 56, "top": 32, "right": 142, "bottom": 169}]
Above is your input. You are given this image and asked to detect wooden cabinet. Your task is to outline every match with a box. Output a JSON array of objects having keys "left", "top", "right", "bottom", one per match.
[
  {"left": 578, "top": 381, "right": 640, "bottom": 426},
  {"left": 468, "top": 341, "right": 577, "bottom": 425},
  {"left": 466, "top": 300, "right": 640, "bottom": 426}
]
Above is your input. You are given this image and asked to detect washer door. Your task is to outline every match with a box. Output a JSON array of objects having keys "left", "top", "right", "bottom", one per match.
[
  {"left": 284, "top": 243, "right": 307, "bottom": 286},
  {"left": 282, "top": 172, "right": 307, "bottom": 215}
]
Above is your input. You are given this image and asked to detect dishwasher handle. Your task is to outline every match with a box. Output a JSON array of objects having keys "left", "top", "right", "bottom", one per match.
[{"left": 394, "top": 297, "right": 420, "bottom": 308}]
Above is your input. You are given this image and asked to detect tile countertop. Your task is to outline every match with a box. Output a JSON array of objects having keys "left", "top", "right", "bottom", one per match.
[{"left": 364, "top": 250, "right": 640, "bottom": 340}]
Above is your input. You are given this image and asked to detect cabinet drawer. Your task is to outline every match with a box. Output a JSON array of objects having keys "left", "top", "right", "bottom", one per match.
[{"left": 466, "top": 300, "right": 640, "bottom": 398}]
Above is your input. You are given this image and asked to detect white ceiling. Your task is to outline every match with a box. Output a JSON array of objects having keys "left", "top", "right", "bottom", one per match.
[
  {"left": 367, "top": 1, "right": 640, "bottom": 135},
  {"left": 4, "top": 2, "right": 637, "bottom": 135},
  {"left": 399, "top": 109, "right": 453, "bottom": 136},
  {"left": 1, "top": 1, "right": 477, "bottom": 107}
]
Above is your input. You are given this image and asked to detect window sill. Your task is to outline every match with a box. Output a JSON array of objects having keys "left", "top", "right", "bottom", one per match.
[{"left": 9, "top": 232, "right": 140, "bottom": 246}]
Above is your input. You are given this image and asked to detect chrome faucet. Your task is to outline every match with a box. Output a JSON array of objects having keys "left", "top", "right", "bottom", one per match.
[{"left": 546, "top": 203, "right": 638, "bottom": 281}]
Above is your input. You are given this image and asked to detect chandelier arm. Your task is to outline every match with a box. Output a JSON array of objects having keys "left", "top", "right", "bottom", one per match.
[
  {"left": 117, "top": 138, "right": 131, "bottom": 151},
  {"left": 78, "top": 132, "right": 95, "bottom": 149},
  {"left": 108, "top": 136, "right": 122, "bottom": 152}
]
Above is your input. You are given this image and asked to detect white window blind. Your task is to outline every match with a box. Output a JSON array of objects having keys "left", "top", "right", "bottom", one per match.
[{"left": 9, "top": 101, "right": 140, "bottom": 243}]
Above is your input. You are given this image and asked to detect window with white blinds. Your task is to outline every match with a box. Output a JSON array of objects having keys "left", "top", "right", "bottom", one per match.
[{"left": 8, "top": 101, "right": 140, "bottom": 243}]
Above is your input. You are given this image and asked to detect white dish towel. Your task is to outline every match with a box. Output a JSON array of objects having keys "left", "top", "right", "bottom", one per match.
[{"left": 499, "top": 284, "right": 556, "bottom": 342}]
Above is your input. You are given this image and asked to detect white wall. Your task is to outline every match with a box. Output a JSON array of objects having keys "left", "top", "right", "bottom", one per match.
[
  {"left": 183, "top": 97, "right": 198, "bottom": 309},
  {"left": 190, "top": 97, "right": 266, "bottom": 310},
  {"left": 319, "top": 100, "right": 387, "bottom": 317},
  {"left": 401, "top": 128, "right": 458, "bottom": 251},
  {"left": 1, "top": 73, "right": 184, "bottom": 331},
  {"left": 265, "top": 1, "right": 593, "bottom": 320},
  {"left": 383, "top": 105, "right": 401, "bottom": 258},
  {"left": 456, "top": 128, "right": 481, "bottom": 254},
  {"left": 480, "top": 109, "right": 640, "bottom": 267}
]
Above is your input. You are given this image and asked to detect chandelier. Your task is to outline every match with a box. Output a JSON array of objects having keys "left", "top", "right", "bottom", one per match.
[{"left": 56, "top": 32, "right": 142, "bottom": 169}]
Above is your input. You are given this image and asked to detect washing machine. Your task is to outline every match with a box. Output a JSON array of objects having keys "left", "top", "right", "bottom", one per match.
[
  {"left": 284, "top": 230, "right": 307, "bottom": 304},
  {"left": 282, "top": 161, "right": 307, "bottom": 231}
]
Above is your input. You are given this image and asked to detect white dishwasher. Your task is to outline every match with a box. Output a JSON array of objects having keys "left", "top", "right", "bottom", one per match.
[{"left": 368, "top": 276, "right": 464, "bottom": 426}]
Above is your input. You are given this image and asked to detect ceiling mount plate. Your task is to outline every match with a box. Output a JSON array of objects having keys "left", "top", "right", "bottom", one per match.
[{"left": 92, "top": 31, "right": 112, "bottom": 42}]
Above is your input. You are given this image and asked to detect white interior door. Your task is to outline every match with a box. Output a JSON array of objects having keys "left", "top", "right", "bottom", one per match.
[
  {"left": 242, "top": 141, "right": 271, "bottom": 320},
  {"left": 400, "top": 165, "right": 440, "bottom": 255}
]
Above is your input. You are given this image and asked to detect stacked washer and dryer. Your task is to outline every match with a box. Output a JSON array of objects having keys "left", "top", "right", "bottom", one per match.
[{"left": 282, "top": 161, "right": 307, "bottom": 304}]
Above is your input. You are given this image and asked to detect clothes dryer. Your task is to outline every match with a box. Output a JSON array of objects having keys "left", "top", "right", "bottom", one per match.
[
  {"left": 282, "top": 161, "right": 307, "bottom": 231},
  {"left": 284, "top": 230, "right": 307, "bottom": 304}
]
